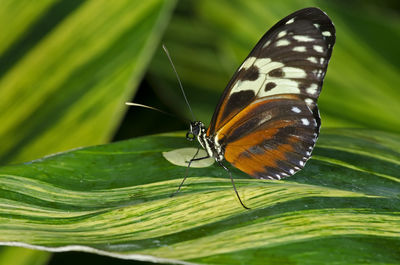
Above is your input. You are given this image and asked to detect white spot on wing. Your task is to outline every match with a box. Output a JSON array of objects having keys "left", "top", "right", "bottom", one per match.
[
  {"left": 306, "top": 84, "right": 318, "bottom": 95},
  {"left": 320, "top": 58, "right": 325, "bottom": 64},
  {"left": 232, "top": 57, "right": 266, "bottom": 94},
  {"left": 313, "top": 23, "right": 320, "bottom": 29},
  {"left": 277, "top": 31, "right": 287, "bottom": 38},
  {"left": 231, "top": 75, "right": 264, "bottom": 94},
  {"left": 322, "top": 31, "right": 332, "bottom": 37},
  {"left": 293, "top": 35, "right": 315, "bottom": 42},
  {"left": 286, "top": 18, "right": 295, "bottom": 24},
  {"left": 282, "top": 67, "right": 307, "bottom": 78},
  {"left": 307, "top": 57, "right": 318, "bottom": 63},
  {"left": 299, "top": 161, "right": 305, "bottom": 166},
  {"left": 231, "top": 57, "right": 315, "bottom": 98},
  {"left": 262, "top": 40, "right": 272, "bottom": 49},
  {"left": 293, "top": 46, "right": 306, "bottom": 52},
  {"left": 291, "top": 106, "right": 301, "bottom": 113},
  {"left": 259, "top": 79, "right": 300, "bottom": 97},
  {"left": 240, "top": 56, "right": 257, "bottom": 70},
  {"left": 301, "top": 118, "right": 310, "bottom": 126},
  {"left": 289, "top": 169, "right": 295, "bottom": 174},
  {"left": 313, "top": 45, "right": 324, "bottom": 53},
  {"left": 255, "top": 58, "right": 284, "bottom": 74},
  {"left": 305, "top": 98, "right": 314, "bottom": 106},
  {"left": 276, "top": 39, "right": 290, "bottom": 46}
]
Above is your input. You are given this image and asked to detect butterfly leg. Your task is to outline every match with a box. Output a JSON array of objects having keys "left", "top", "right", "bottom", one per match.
[
  {"left": 218, "top": 162, "right": 250, "bottom": 210},
  {"left": 170, "top": 148, "right": 210, "bottom": 197}
]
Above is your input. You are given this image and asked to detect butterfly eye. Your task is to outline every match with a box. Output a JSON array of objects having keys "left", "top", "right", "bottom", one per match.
[{"left": 186, "top": 132, "right": 195, "bottom": 141}]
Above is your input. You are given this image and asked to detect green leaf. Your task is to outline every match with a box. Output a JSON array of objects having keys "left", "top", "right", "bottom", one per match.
[
  {"left": 0, "top": 128, "right": 399, "bottom": 264},
  {"left": 149, "top": 0, "right": 400, "bottom": 133},
  {"left": 0, "top": 247, "right": 50, "bottom": 265},
  {"left": 0, "top": 0, "right": 176, "bottom": 164},
  {"left": 0, "top": 1, "right": 177, "bottom": 263}
]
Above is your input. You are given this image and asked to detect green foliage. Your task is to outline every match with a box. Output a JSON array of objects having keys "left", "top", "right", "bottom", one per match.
[
  {"left": 0, "top": 0, "right": 175, "bottom": 164},
  {"left": 0, "top": 0, "right": 175, "bottom": 264},
  {"left": 0, "top": 129, "right": 399, "bottom": 264},
  {"left": 0, "top": 248, "right": 49, "bottom": 265}
]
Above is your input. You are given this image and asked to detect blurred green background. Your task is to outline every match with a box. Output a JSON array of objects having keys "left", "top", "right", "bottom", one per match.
[{"left": 0, "top": 0, "right": 398, "bottom": 264}]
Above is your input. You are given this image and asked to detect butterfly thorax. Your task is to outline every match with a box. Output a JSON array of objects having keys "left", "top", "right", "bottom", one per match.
[{"left": 187, "top": 121, "right": 224, "bottom": 162}]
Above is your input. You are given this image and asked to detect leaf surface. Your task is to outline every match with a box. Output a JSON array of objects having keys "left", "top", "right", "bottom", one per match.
[
  {"left": 0, "top": 0, "right": 176, "bottom": 164},
  {"left": 0, "top": 128, "right": 399, "bottom": 264}
]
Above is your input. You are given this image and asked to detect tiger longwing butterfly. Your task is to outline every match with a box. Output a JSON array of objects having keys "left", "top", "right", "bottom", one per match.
[{"left": 182, "top": 7, "right": 335, "bottom": 209}]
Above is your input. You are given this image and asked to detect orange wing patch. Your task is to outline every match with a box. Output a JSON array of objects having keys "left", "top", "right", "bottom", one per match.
[
  {"left": 208, "top": 94, "right": 301, "bottom": 137},
  {"left": 213, "top": 95, "right": 318, "bottom": 179},
  {"left": 224, "top": 124, "right": 300, "bottom": 179}
]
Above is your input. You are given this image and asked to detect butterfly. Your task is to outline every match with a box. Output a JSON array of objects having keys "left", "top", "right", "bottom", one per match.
[{"left": 182, "top": 7, "right": 335, "bottom": 208}]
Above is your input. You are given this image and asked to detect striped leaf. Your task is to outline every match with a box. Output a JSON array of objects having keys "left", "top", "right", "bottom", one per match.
[
  {"left": 0, "top": 128, "right": 398, "bottom": 264},
  {"left": 0, "top": 0, "right": 176, "bottom": 164},
  {"left": 0, "top": 1, "right": 177, "bottom": 264}
]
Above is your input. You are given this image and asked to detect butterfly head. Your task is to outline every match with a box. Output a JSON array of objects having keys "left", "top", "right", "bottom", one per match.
[{"left": 186, "top": 121, "right": 205, "bottom": 141}]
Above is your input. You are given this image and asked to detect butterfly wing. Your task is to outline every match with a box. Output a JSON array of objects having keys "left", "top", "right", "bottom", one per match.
[
  {"left": 207, "top": 7, "right": 335, "bottom": 135},
  {"left": 218, "top": 94, "right": 319, "bottom": 179},
  {"left": 207, "top": 7, "right": 335, "bottom": 179}
]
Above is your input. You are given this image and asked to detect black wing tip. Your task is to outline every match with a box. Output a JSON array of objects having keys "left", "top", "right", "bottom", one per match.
[
  {"left": 270, "top": 7, "right": 335, "bottom": 44},
  {"left": 289, "top": 7, "right": 336, "bottom": 56},
  {"left": 292, "top": 7, "right": 332, "bottom": 19}
]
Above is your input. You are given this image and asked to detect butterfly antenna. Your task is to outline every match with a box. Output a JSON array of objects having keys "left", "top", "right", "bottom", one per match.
[
  {"left": 162, "top": 44, "right": 196, "bottom": 121},
  {"left": 125, "top": 102, "right": 178, "bottom": 119}
]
